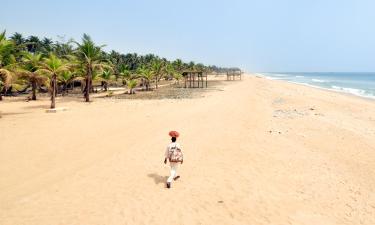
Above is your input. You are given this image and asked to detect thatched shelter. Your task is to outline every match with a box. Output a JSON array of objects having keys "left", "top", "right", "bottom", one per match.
[
  {"left": 226, "top": 70, "right": 242, "bottom": 81},
  {"left": 182, "top": 71, "right": 208, "bottom": 88}
]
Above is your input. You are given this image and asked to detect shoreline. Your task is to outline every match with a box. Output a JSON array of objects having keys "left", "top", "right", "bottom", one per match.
[{"left": 255, "top": 73, "right": 375, "bottom": 101}]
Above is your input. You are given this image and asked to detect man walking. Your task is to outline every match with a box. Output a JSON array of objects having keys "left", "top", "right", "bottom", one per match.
[{"left": 164, "top": 131, "right": 183, "bottom": 189}]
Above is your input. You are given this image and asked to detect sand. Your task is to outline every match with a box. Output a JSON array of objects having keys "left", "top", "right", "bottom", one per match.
[{"left": 0, "top": 75, "right": 374, "bottom": 225}]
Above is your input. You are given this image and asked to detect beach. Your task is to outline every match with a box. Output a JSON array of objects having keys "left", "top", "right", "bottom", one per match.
[{"left": 0, "top": 74, "right": 374, "bottom": 225}]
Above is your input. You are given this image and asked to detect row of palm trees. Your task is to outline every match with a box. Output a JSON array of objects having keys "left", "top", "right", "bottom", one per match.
[{"left": 1, "top": 31, "right": 240, "bottom": 108}]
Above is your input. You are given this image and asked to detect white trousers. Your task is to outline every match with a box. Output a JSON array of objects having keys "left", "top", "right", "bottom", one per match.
[{"left": 167, "top": 162, "right": 180, "bottom": 183}]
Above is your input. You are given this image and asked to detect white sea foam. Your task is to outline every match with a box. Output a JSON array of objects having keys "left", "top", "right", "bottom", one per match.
[
  {"left": 272, "top": 73, "right": 289, "bottom": 77},
  {"left": 330, "top": 85, "right": 374, "bottom": 98},
  {"left": 258, "top": 72, "right": 375, "bottom": 100},
  {"left": 312, "top": 79, "right": 328, "bottom": 83}
]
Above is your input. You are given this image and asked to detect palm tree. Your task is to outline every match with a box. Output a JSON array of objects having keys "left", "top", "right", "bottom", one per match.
[
  {"left": 127, "top": 79, "right": 137, "bottom": 94},
  {"left": 58, "top": 70, "right": 76, "bottom": 95},
  {"left": 10, "top": 32, "right": 25, "bottom": 46},
  {"left": 37, "top": 53, "right": 69, "bottom": 109},
  {"left": 151, "top": 59, "right": 165, "bottom": 89},
  {"left": 0, "top": 31, "right": 16, "bottom": 67},
  {"left": 188, "top": 61, "right": 195, "bottom": 70},
  {"left": 119, "top": 64, "right": 131, "bottom": 85},
  {"left": 98, "top": 69, "right": 113, "bottom": 91},
  {"left": 26, "top": 35, "right": 41, "bottom": 53},
  {"left": 40, "top": 37, "right": 54, "bottom": 56},
  {"left": 137, "top": 66, "right": 154, "bottom": 91},
  {"left": 0, "top": 69, "right": 12, "bottom": 101},
  {"left": 74, "top": 34, "right": 108, "bottom": 102},
  {"left": 18, "top": 52, "right": 47, "bottom": 100},
  {"left": 165, "top": 63, "right": 175, "bottom": 80},
  {"left": 172, "top": 59, "right": 184, "bottom": 72},
  {"left": 54, "top": 40, "right": 74, "bottom": 58},
  {"left": 0, "top": 31, "right": 16, "bottom": 100}
]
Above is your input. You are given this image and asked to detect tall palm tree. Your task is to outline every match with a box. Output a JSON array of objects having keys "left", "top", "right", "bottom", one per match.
[
  {"left": 74, "top": 34, "right": 108, "bottom": 102},
  {"left": 37, "top": 54, "right": 69, "bottom": 109},
  {"left": 151, "top": 59, "right": 165, "bottom": 89},
  {"left": 18, "top": 52, "right": 47, "bottom": 100},
  {"left": 0, "top": 30, "right": 16, "bottom": 101}
]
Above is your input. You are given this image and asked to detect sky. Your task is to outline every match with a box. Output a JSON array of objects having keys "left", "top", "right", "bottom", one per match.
[{"left": 1, "top": 0, "right": 375, "bottom": 72}]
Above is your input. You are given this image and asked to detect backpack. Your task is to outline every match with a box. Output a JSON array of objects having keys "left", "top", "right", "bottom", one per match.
[{"left": 168, "top": 143, "right": 183, "bottom": 162}]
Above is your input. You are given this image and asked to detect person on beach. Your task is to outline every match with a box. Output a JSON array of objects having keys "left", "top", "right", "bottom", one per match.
[{"left": 164, "top": 131, "right": 183, "bottom": 189}]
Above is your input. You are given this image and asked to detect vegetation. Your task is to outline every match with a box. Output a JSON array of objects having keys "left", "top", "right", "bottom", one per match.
[
  {"left": 0, "top": 30, "right": 240, "bottom": 104},
  {"left": 37, "top": 54, "right": 70, "bottom": 108}
]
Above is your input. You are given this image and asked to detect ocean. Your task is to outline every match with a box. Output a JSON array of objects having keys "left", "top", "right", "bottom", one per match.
[{"left": 259, "top": 72, "right": 375, "bottom": 100}]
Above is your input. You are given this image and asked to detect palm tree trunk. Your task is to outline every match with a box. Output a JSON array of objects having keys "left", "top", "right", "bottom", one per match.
[
  {"left": 85, "top": 66, "right": 92, "bottom": 102},
  {"left": 104, "top": 82, "right": 108, "bottom": 91},
  {"left": 155, "top": 77, "right": 158, "bottom": 89},
  {"left": 31, "top": 81, "right": 37, "bottom": 100},
  {"left": 51, "top": 74, "right": 56, "bottom": 109},
  {"left": 0, "top": 86, "right": 4, "bottom": 101}
]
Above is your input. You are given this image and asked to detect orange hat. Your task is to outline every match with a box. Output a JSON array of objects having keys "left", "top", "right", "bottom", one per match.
[{"left": 169, "top": 130, "right": 180, "bottom": 138}]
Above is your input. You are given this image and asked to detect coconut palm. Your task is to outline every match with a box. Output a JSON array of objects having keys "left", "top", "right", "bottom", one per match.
[
  {"left": 0, "top": 31, "right": 16, "bottom": 100},
  {"left": 137, "top": 66, "right": 154, "bottom": 91},
  {"left": 173, "top": 72, "right": 183, "bottom": 85},
  {"left": 26, "top": 35, "right": 41, "bottom": 53},
  {"left": 165, "top": 63, "right": 175, "bottom": 80},
  {"left": 54, "top": 40, "right": 74, "bottom": 58},
  {"left": 58, "top": 70, "right": 76, "bottom": 95},
  {"left": 172, "top": 59, "right": 184, "bottom": 72},
  {"left": 119, "top": 64, "right": 131, "bottom": 85},
  {"left": 98, "top": 69, "right": 113, "bottom": 91},
  {"left": 37, "top": 53, "right": 69, "bottom": 109},
  {"left": 9, "top": 32, "right": 25, "bottom": 46},
  {"left": 0, "top": 69, "right": 12, "bottom": 101},
  {"left": 0, "top": 31, "right": 16, "bottom": 67},
  {"left": 18, "top": 52, "right": 47, "bottom": 100},
  {"left": 127, "top": 79, "right": 137, "bottom": 94},
  {"left": 74, "top": 34, "right": 108, "bottom": 102},
  {"left": 151, "top": 59, "right": 165, "bottom": 89}
]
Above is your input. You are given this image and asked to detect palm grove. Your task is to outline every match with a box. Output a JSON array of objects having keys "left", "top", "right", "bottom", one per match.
[{"left": 0, "top": 31, "right": 240, "bottom": 108}]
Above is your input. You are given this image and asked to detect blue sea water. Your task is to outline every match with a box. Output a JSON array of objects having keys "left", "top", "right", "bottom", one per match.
[{"left": 259, "top": 72, "right": 375, "bottom": 100}]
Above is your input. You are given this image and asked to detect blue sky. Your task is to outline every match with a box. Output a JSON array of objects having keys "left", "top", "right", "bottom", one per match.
[{"left": 1, "top": 0, "right": 375, "bottom": 72}]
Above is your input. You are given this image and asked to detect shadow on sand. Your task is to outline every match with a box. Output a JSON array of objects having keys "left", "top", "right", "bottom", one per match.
[
  {"left": 147, "top": 173, "right": 168, "bottom": 184},
  {"left": 22, "top": 104, "right": 49, "bottom": 109},
  {"left": 0, "top": 111, "right": 29, "bottom": 118}
]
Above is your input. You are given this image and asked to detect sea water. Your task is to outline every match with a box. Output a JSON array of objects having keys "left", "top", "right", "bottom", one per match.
[{"left": 259, "top": 72, "right": 375, "bottom": 100}]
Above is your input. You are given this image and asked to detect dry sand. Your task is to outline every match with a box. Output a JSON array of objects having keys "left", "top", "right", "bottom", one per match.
[{"left": 0, "top": 75, "right": 375, "bottom": 225}]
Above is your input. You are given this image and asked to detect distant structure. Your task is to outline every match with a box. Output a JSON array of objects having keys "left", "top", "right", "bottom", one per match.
[
  {"left": 182, "top": 71, "right": 208, "bottom": 88},
  {"left": 226, "top": 70, "right": 242, "bottom": 81}
]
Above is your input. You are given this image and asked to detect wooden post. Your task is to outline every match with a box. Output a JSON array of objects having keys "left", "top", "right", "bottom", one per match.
[{"left": 189, "top": 73, "right": 191, "bottom": 88}]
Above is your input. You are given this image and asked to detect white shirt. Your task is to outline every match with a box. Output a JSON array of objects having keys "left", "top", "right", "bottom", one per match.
[{"left": 165, "top": 142, "right": 182, "bottom": 158}]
